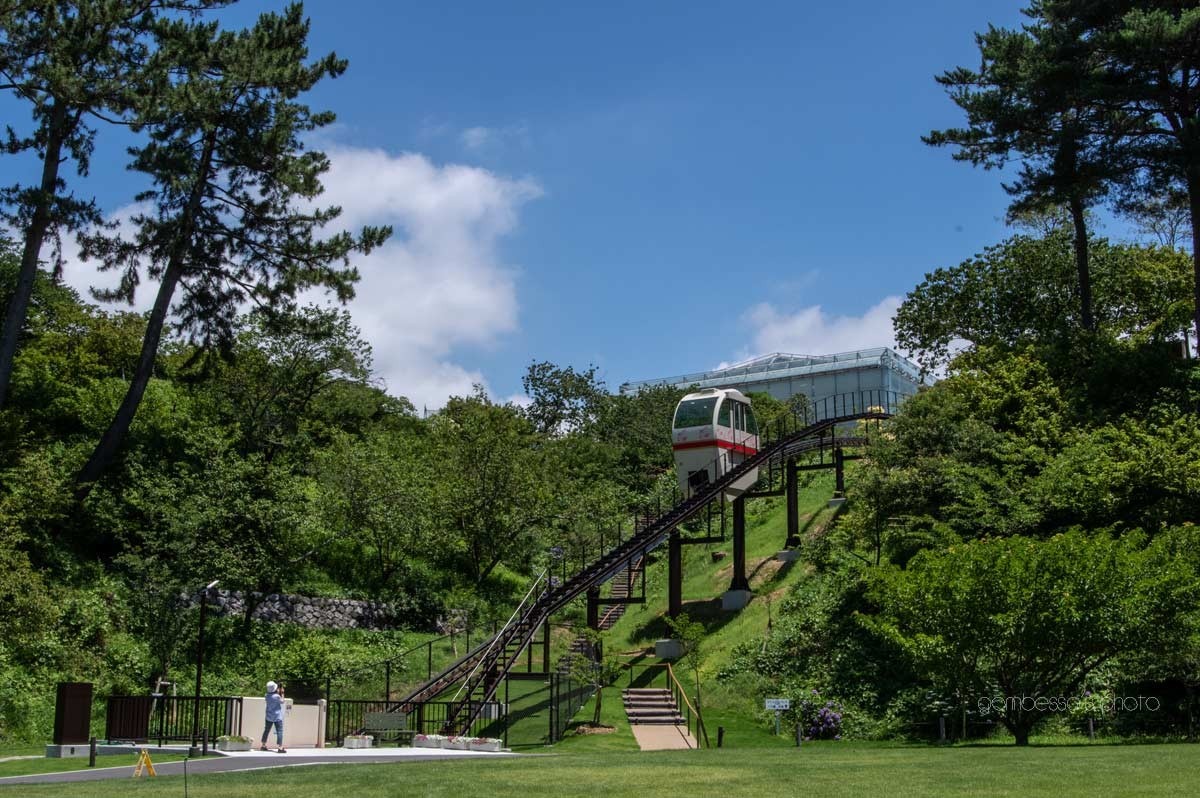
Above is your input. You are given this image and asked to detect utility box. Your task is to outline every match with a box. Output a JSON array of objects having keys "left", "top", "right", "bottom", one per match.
[{"left": 53, "top": 682, "right": 93, "bottom": 745}]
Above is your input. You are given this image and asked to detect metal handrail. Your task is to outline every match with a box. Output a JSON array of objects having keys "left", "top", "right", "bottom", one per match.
[
  {"left": 666, "top": 662, "right": 708, "bottom": 749},
  {"left": 448, "top": 568, "right": 548, "bottom": 708}
]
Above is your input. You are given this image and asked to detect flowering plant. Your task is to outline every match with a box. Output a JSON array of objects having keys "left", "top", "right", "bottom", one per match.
[{"left": 793, "top": 689, "right": 843, "bottom": 741}]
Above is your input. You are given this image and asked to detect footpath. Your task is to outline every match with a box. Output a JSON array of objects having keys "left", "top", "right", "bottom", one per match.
[{"left": 0, "top": 745, "right": 516, "bottom": 786}]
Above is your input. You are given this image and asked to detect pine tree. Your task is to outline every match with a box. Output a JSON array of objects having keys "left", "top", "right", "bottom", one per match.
[
  {"left": 926, "top": 18, "right": 1130, "bottom": 333},
  {"left": 73, "top": 3, "right": 390, "bottom": 493},
  {"left": 0, "top": 0, "right": 228, "bottom": 409}
]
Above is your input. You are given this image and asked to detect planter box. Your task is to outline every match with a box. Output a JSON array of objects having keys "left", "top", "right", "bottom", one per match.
[
  {"left": 468, "top": 739, "right": 502, "bottom": 753},
  {"left": 344, "top": 735, "right": 374, "bottom": 750},
  {"left": 445, "top": 737, "right": 471, "bottom": 750},
  {"left": 413, "top": 736, "right": 444, "bottom": 749},
  {"left": 216, "top": 739, "right": 252, "bottom": 752}
]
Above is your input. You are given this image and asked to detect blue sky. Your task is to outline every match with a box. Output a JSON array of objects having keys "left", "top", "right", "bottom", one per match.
[{"left": 7, "top": 0, "right": 1060, "bottom": 408}]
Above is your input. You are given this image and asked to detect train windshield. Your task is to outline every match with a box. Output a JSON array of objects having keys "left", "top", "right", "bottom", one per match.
[{"left": 674, "top": 397, "right": 718, "bottom": 428}]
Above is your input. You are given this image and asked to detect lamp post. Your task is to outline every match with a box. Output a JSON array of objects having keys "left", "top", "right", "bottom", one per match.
[{"left": 190, "top": 580, "right": 219, "bottom": 757}]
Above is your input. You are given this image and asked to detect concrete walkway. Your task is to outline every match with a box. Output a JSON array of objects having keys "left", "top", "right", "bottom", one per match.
[
  {"left": 630, "top": 724, "right": 697, "bottom": 750},
  {"left": 0, "top": 745, "right": 517, "bottom": 786}
]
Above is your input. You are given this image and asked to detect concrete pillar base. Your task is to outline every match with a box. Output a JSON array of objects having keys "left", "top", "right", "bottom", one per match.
[
  {"left": 827, "top": 497, "right": 846, "bottom": 509},
  {"left": 775, "top": 549, "right": 802, "bottom": 563},
  {"left": 655, "top": 639, "right": 684, "bottom": 659},
  {"left": 721, "top": 590, "right": 753, "bottom": 611}
]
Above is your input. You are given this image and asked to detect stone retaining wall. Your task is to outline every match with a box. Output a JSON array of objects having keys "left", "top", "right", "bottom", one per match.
[{"left": 187, "top": 589, "right": 402, "bottom": 630}]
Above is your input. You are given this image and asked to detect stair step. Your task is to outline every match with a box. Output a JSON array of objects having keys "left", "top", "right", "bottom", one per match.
[{"left": 623, "top": 689, "right": 670, "bottom": 696}]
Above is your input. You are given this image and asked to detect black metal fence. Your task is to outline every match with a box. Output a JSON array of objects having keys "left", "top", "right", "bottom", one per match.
[
  {"left": 325, "top": 699, "right": 508, "bottom": 747},
  {"left": 325, "top": 671, "right": 596, "bottom": 748},
  {"left": 105, "top": 695, "right": 243, "bottom": 744},
  {"left": 549, "top": 673, "right": 594, "bottom": 743}
]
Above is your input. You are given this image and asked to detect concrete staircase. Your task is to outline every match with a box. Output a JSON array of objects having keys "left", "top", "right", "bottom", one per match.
[
  {"left": 555, "top": 636, "right": 595, "bottom": 675},
  {"left": 622, "top": 688, "right": 685, "bottom": 725},
  {"left": 597, "top": 559, "right": 641, "bottom": 631},
  {"left": 555, "top": 558, "right": 644, "bottom": 675}
]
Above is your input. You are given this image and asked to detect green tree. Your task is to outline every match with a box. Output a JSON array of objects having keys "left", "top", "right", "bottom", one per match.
[
  {"left": 212, "top": 307, "right": 375, "bottom": 462},
  {"left": 521, "top": 360, "right": 605, "bottom": 436},
  {"left": 74, "top": 4, "right": 389, "bottom": 493},
  {"left": 432, "top": 389, "right": 551, "bottom": 584},
  {"left": 315, "top": 428, "right": 435, "bottom": 597},
  {"left": 666, "top": 612, "right": 706, "bottom": 720},
  {"left": 566, "top": 627, "right": 624, "bottom": 726},
  {"left": 868, "top": 529, "right": 1200, "bottom": 745},
  {"left": 895, "top": 231, "right": 1192, "bottom": 374},
  {"left": 0, "top": 0, "right": 228, "bottom": 409}
]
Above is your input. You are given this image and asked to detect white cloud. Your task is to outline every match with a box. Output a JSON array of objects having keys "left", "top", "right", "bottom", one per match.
[
  {"left": 316, "top": 147, "right": 541, "bottom": 409},
  {"left": 735, "top": 295, "right": 903, "bottom": 361},
  {"left": 460, "top": 126, "right": 492, "bottom": 150},
  {"left": 58, "top": 146, "right": 542, "bottom": 411},
  {"left": 458, "top": 123, "right": 530, "bottom": 153},
  {"left": 58, "top": 203, "right": 157, "bottom": 313}
]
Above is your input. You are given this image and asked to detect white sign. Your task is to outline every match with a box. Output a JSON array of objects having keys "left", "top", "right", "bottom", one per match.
[{"left": 764, "top": 698, "right": 790, "bottom": 711}]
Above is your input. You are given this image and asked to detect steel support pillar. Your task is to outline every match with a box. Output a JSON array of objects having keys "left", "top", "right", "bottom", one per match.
[
  {"left": 586, "top": 586, "right": 600, "bottom": 630},
  {"left": 729, "top": 497, "right": 750, "bottom": 592},
  {"left": 669, "top": 530, "right": 682, "bottom": 618},
  {"left": 542, "top": 620, "right": 551, "bottom": 673},
  {"left": 785, "top": 456, "right": 799, "bottom": 548},
  {"left": 834, "top": 447, "right": 845, "bottom": 496}
]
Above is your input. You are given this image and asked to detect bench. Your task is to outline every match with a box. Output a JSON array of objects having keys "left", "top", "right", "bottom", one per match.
[{"left": 362, "top": 712, "right": 416, "bottom": 746}]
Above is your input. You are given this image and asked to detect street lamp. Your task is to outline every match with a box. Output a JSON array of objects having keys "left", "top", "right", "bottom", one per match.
[{"left": 190, "top": 580, "right": 219, "bottom": 756}]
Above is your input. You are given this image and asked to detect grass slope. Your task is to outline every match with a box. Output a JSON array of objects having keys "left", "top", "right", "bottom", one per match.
[{"left": 558, "top": 472, "right": 841, "bottom": 749}]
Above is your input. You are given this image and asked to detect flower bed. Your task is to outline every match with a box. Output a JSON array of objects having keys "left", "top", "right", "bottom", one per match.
[
  {"left": 216, "top": 735, "right": 253, "bottom": 752},
  {"left": 413, "top": 734, "right": 446, "bottom": 749},
  {"left": 344, "top": 734, "right": 374, "bottom": 749},
  {"left": 468, "top": 737, "right": 503, "bottom": 753}
]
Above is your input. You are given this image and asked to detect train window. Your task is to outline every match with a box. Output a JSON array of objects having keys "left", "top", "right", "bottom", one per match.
[
  {"left": 745, "top": 405, "right": 758, "bottom": 435},
  {"left": 730, "top": 401, "right": 745, "bottom": 433},
  {"left": 718, "top": 400, "right": 731, "bottom": 427},
  {"left": 674, "top": 397, "right": 718, "bottom": 428}
]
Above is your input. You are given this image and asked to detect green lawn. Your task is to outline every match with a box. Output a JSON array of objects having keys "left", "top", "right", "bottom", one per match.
[
  {"left": 1, "top": 744, "right": 1197, "bottom": 797},
  {"left": 0, "top": 752, "right": 194, "bottom": 779}
]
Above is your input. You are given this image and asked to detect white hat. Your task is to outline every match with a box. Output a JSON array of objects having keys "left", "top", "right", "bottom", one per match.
[{"left": 266, "top": 681, "right": 277, "bottom": 693}]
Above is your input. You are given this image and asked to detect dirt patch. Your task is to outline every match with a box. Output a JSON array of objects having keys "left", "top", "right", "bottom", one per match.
[
  {"left": 574, "top": 724, "right": 616, "bottom": 735},
  {"left": 748, "top": 557, "right": 784, "bottom": 588}
]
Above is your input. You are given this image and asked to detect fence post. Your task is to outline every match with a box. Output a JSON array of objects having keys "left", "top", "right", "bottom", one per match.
[
  {"left": 88, "top": 737, "right": 96, "bottom": 768},
  {"left": 939, "top": 715, "right": 946, "bottom": 742},
  {"left": 717, "top": 726, "right": 725, "bottom": 748}
]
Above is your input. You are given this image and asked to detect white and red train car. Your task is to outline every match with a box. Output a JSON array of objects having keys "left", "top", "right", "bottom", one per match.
[{"left": 671, "top": 387, "right": 760, "bottom": 498}]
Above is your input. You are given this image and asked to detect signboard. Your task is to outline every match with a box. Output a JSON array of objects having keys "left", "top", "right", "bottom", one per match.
[{"left": 764, "top": 698, "right": 790, "bottom": 711}]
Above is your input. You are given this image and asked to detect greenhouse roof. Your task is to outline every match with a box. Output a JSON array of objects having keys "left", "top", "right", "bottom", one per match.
[{"left": 619, "top": 347, "right": 924, "bottom": 394}]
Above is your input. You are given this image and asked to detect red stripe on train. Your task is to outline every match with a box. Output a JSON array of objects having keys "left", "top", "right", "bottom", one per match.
[{"left": 672, "top": 439, "right": 758, "bottom": 456}]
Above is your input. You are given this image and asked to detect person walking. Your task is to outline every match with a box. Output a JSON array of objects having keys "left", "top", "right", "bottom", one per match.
[{"left": 260, "top": 681, "right": 286, "bottom": 753}]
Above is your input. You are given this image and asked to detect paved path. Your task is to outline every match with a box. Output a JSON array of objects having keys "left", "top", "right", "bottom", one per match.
[
  {"left": 0, "top": 746, "right": 517, "bottom": 786},
  {"left": 630, "top": 724, "right": 696, "bottom": 750}
]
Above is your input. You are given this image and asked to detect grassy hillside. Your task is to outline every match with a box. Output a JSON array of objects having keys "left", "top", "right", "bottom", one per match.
[{"left": 557, "top": 471, "right": 843, "bottom": 749}]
